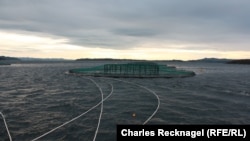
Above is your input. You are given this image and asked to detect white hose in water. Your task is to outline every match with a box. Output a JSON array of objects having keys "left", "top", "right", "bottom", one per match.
[
  {"left": 31, "top": 77, "right": 112, "bottom": 141},
  {"left": 107, "top": 78, "right": 160, "bottom": 125},
  {"left": 0, "top": 112, "right": 13, "bottom": 141}
]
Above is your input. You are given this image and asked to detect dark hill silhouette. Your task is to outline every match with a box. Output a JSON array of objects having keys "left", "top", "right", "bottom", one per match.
[
  {"left": 227, "top": 59, "right": 250, "bottom": 64},
  {"left": 0, "top": 56, "right": 20, "bottom": 61}
]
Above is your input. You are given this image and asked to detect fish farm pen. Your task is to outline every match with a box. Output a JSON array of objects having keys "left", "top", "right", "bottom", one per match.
[
  {"left": 69, "top": 61, "right": 195, "bottom": 78},
  {"left": 104, "top": 62, "right": 160, "bottom": 75}
]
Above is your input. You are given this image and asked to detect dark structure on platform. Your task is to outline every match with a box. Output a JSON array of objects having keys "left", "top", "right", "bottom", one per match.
[
  {"left": 104, "top": 62, "right": 159, "bottom": 76},
  {"left": 68, "top": 61, "right": 196, "bottom": 78}
]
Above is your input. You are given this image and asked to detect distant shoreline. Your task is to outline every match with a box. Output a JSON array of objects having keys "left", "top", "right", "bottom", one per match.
[
  {"left": 1, "top": 56, "right": 250, "bottom": 64},
  {"left": 0, "top": 62, "right": 11, "bottom": 65},
  {"left": 227, "top": 59, "right": 250, "bottom": 65}
]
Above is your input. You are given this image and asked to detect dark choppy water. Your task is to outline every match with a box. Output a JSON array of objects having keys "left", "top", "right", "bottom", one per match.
[{"left": 0, "top": 61, "right": 250, "bottom": 141}]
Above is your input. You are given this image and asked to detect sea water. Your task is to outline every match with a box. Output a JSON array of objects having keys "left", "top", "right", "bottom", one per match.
[{"left": 0, "top": 61, "right": 250, "bottom": 141}]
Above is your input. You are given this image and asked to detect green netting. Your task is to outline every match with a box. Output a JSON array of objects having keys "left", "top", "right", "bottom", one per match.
[
  {"left": 104, "top": 62, "right": 159, "bottom": 75},
  {"left": 69, "top": 65, "right": 104, "bottom": 74},
  {"left": 69, "top": 62, "right": 195, "bottom": 78},
  {"left": 158, "top": 65, "right": 194, "bottom": 75}
]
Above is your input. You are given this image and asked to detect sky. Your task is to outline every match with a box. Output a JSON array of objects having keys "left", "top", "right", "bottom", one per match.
[{"left": 0, "top": 0, "right": 250, "bottom": 60}]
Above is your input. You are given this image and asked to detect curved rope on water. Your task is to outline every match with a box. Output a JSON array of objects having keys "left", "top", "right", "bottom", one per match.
[
  {"left": 109, "top": 78, "right": 160, "bottom": 125},
  {"left": 0, "top": 112, "right": 13, "bottom": 141},
  {"left": 85, "top": 77, "right": 104, "bottom": 141},
  {"left": 138, "top": 85, "right": 160, "bottom": 125},
  {"left": 31, "top": 78, "right": 113, "bottom": 141}
]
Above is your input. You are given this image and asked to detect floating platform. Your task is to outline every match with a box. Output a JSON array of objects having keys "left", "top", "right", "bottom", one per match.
[{"left": 69, "top": 62, "right": 195, "bottom": 78}]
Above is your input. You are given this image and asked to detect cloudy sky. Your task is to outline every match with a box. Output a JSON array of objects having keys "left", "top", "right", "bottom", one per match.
[{"left": 1, "top": 0, "right": 250, "bottom": 60}]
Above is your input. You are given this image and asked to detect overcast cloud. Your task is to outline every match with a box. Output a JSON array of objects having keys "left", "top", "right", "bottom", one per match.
[{"left": 1, "top": 0, "right": 250, "bottom": 54}]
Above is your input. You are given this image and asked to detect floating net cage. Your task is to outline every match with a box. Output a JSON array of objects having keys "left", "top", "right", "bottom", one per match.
[{"left": 69, "top": 62, "right": 195, "bottom": 78}]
